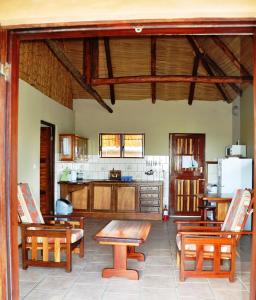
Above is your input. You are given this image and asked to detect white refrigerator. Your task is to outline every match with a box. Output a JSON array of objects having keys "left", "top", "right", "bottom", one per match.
[{"left": 217, "top": 157, "right": 253, "bottom": 230}]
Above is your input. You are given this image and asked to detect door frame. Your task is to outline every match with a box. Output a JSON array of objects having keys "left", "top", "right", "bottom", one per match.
[
  {"left": 1, "top": 20, "right": 256, "bottom": 300},
  {"left": 40, "top": 120, "right": 55, "bottom": 214}
]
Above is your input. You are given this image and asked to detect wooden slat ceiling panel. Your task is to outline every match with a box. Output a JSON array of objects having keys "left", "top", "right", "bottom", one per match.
[
  {"left": 19, "top": 41, "right": 73, "bottom": 109},
  {"left": 20, "top": 36, "right": 252, "bottom": 106}
]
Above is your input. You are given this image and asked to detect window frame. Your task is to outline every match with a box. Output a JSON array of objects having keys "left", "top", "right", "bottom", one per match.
[{"left": 99, "top": 133, "right": 145, "bottom": 158}]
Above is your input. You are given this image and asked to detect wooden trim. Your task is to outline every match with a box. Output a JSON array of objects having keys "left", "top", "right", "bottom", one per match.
[
  {"left": 9, "top": 19, "right": 256, "bottom": 41},
  {"left": 251, "top": 33, "right": 256, "bottom": 300},
  {"left": 3, "top": 18, "right": 256, "bottom": 30},
  {"left": 6, "top": 31, "right": 20, "bottom": 300},
  {"left": 0, "top": 28, "right": 8, "bottom": 300}
]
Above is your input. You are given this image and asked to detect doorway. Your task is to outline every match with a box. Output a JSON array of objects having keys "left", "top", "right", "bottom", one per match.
[
  {"left": 40, "top": 121, "right": 55, "bottom": 214},
  {"left": 169, "top": 133, "right": 205, "bottom": 216}
]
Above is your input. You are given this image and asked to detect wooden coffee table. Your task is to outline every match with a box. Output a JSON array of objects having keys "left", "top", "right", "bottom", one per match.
[{"left": 94, "top": 220, "right": 151, "bottom": 280}]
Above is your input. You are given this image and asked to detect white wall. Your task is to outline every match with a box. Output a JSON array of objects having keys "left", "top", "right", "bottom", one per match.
[
  {"left": 74, "top": 99, "right": 233, "bottom": 160},
  {"left": 18, "top": 80, "right": 75, "bottom": 206}
]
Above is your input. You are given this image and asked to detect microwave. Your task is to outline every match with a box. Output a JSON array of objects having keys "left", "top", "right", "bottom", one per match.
[{"left": 225, "top": 145, "right": 246, "bottom": 157}]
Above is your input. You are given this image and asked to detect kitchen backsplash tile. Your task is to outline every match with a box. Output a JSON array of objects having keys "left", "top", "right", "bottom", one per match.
[{"left": 55, "top": 155, "right": 170, "bottom": 206}]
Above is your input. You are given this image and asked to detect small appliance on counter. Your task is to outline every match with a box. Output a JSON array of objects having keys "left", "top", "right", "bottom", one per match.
[
  {"left": 225, "top": 145, "right": 246, "bottom": 158},
  {"left": 77, "top": 171, "right": 85, "bottom": 181},
  {"left": 109, "top": 169, "right": 121, "bottom": 180},
  {"left": 56, "top": 198, "right": 73, "bottom": 215},
  {"left": 70, "top": 170, "right": 77, "bottom": 182}
]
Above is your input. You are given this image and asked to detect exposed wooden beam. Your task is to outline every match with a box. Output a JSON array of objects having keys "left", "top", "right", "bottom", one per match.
[
  {"left": 204, "top": 54, "right": 243, "bottom": 96},
  {"left": 188, "top": 55, "right": 199, "bottom": 105},
  {"left": 186, "top": 36, "right": 231, "bottom": 103},
  {"left": 211, "top": 36, "right": 252, "bottom": 77},
  {"left": 83, "top": 39, "right": 91, "bottom": 84},
  {"left": 45, "top": 39, "right": 113, "bottom": 113},
  {"left": 104, "top": 38, "right": 115, "bottom": 105},
  {"left": 92, "top": 75, "right": 251, "bottom": 85},
  {"left": 83, "top": 38, "right": 99, "bottom": 83},
  {"left": 151, "top": 36, "right": 157, "bottom": 104}
]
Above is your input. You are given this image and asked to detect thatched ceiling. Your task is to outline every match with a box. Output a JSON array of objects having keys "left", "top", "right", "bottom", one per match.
[{"left": 19, "top": 35, "right": 253, "bottom": 109}]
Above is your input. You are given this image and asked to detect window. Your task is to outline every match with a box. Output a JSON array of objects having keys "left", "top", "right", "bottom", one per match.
[{"left": 99, "top": 134, "right": 145, "bottom": 158}]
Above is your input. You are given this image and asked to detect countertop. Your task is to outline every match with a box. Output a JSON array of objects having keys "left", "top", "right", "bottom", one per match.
[{"left": 58, "top": 180, "right": 163, "bottom": 184}]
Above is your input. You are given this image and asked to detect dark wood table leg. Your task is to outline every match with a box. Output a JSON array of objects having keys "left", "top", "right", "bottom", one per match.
[
  {"left": 102, "top": 245, "right": 139, "bottom": 280},
  {"left": 127, "top": 246, "right": 145, "bottom": 261}
]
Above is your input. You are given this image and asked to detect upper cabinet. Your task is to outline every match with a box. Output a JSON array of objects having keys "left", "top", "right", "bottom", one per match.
[{"left": 59, "top": 134, "right": 88, "bottom": 161}]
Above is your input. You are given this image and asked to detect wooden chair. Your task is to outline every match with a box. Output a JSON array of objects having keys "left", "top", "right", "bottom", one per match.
[
  {"left": 175, "top": 189, "right": 253, "bottom": 282},
  {"left": 18, "top": 183, "right": 85, "bottom": 272}
]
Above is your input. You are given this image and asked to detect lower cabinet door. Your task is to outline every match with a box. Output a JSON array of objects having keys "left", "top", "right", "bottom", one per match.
[
  {"left": 116, "top": 186, "right": 137, "bottom": 212},
  {"left": 71, "top": 186, "right": 89, "bottom": 210},
  {"left": 93, "top": 185, "right": 112, "bottom": 211}
]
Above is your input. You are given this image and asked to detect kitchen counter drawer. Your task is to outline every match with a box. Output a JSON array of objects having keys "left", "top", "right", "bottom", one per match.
[
  {"left": 139, "top": 193, "right": 160, "bottom": 199},
  {"left": 140, "top": 185, "right": 160, "bottom": 192},
  {"left": 140, "top": 206, "right": 160, "bottom": 213},
  {"left": 140, "top": 199, "right": 160, "bottom": 206}
]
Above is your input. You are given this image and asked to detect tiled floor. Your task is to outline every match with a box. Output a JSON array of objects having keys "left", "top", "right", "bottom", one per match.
[{"left": 19, "top": 219, "right": 251, "bottom": 300}]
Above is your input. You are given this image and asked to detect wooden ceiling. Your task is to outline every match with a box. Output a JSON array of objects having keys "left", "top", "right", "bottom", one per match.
[{"left": 19, "top": 35, "right": 253, "bottom": 110}]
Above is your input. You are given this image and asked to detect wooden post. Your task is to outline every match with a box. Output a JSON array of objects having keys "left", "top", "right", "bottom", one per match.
[{"left": 250, "top": 33, "right": 256, "bottom": 300}]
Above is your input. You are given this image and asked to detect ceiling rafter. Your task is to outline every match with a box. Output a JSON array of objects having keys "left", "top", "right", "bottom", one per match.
[
  {"left": 186, "top": 36, "right": 231, "bottom": 103},
  {"left": 91, "top": 74, "right": 251, "bottom": 85},
  {"left": 188, "top": 55, "right": 200, "bottom": 105},
  {"left": 104, "top": 37, "right": 115, "bottom": 105},
  {"left": 211, "top": 36, "right": 252, "bottom": 77},
  {"left": 151, "top": 36, "right": 157, "bottom": 104},
  {"left": 46, "top": 39, "right": 113, "bottom": 113}
]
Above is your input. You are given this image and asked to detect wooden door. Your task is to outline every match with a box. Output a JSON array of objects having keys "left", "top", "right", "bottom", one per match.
[
  {"left": 92, "top": 184, "right": 113, "bottom": 211},
  {"left": 116, "top": 185, "right": 137, "bottom": 212},
  {"left": 170, "top": 133, "right": 205, "bottom": 215},
  {"left": 40, "top": 122, "right": 55, "bottom": 214}
]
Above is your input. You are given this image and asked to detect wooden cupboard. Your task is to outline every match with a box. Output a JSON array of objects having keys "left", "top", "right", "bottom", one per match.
[
  {"left": 116, "top": 185, "right": 138, "bottom": 212},
  {"left": 92, "top": 184, "right": 113, "bottom": 211},
  {"left": 58, "top": 180, "right": 163, "bottom": 220},
  {"left": 59, "top": 183, "right": 90, "bottom": 211},
  {"left": 59, "top": 134, "right": 88, "bottom": 161}
]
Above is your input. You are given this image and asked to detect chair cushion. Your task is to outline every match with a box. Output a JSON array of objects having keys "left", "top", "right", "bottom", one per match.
[
  {"left": 27, "top": 228, "right": 84, "bottom": 244},
  {"left": 18, "top": 183, "right": 44, "bottom": 224},
  {"left": 222, "top": 189, "right": 251, "bottom": 232},
  {"left": 176, "top": 233, "right": 231, "bottom": 253}
]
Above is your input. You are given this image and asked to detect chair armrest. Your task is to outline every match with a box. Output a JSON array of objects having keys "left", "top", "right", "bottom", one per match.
[
  {"left": 43, "top": 215, "right": 85, "bottom": 230},
  {"left": 177, "top": 226, "right": 222, "bottom": 232},
  {"left": 21, "top": 223, "right": 72, "bottom": 230},
  {"left": 174, "top": 220, "right": 223, "bottom": 225},
  {"left": 179, "top": 230, "right": 253, "bottom": 236}
]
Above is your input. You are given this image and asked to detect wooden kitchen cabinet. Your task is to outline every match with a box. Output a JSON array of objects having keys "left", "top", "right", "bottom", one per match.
[
  {"left": 59, "top": 182, "right": 90, "bottom": 211},
  {"left": 116, "top": 185, "right": 138, "bottom": 212},
  {"left": 59, "top": 134, "right": 88, "bottom": 161},
  {"left": 92, "top": 184, "right": 113, "bottom": 211},
  {"left": 59, "top": 180, "right": 163, "bottom": 220}
]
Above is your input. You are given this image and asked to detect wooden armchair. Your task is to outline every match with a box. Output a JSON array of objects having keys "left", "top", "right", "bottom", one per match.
[
  {"left": 18, "top": 183, "right": 85, "bottom": 272},
  {"left": 175, "top": 189, "right": 253, "bottom": 282}
]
